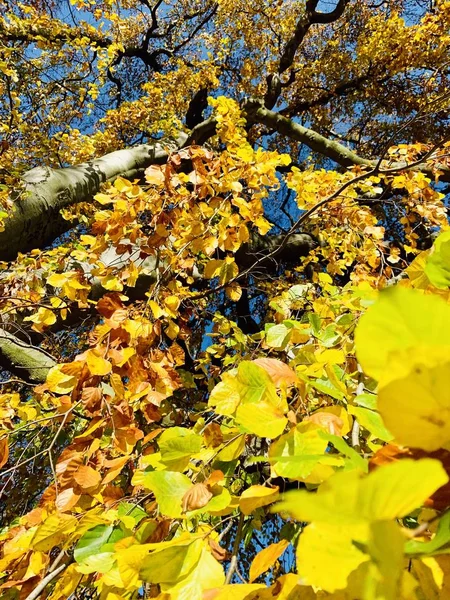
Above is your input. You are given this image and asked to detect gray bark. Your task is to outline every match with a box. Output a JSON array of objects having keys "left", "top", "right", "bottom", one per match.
[
  {"left": 0, "top": 136, "right": 185, "bottom": 261},
  {"left": 0, "top": 328, "right": 56, "bottom": 382}
]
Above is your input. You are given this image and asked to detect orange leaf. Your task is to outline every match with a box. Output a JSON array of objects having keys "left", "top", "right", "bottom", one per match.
[
  {"left": 0, "top": 438, "right": 9, "bottom": 468},
  {"left": 55, "top": 487, "right": 81, "bottom": 512},
  {"left": 73, "top": 465, "right": 102, "bottom": 491},
  {"left": 252, "top": 358, "right": 298, "bottom": 387},
  {"left": 304, "top": 411, "right": 344, "bottom": 436},
  {"left": 96, "top": 293, "right": 125, "bottom": 318},
  {"left": 206, "top": 470, "right": 224, "bottom": 487},
  {"left": 249, "top": 540, "right": 290, "bottom": 582}
]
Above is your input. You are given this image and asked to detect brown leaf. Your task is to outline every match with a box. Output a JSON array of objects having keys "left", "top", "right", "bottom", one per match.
[
  {"left": 81, "top": 387, "right": 102, "bottom": 411},
  {"left": 0, "top": 437, "right": 9, "bottom": 469},
  {"left": 182, "top": 483, "right": 213, "bottom": 512},
  {"left": 96, "top": 293, "right": 124, "bottom": 318},
  {"left": 208, "top": 538, "right": 230, "bottom": 562},
  {"left": 252, "top": 358, "right": 298, "bottom": 387},
  {"left": 203, "top": 423, "right": 223, "bottom": 448}
]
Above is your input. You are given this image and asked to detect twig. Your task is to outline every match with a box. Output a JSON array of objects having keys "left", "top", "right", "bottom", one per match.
[
  {"left": 351, "top": 419, "right": 360, "bottom": 449},
  {"left": 23, "top": 563, "right": 66, "bottom": 600},
  {"left": 225, "top": 512, "right": 245, "bottom": 584}
]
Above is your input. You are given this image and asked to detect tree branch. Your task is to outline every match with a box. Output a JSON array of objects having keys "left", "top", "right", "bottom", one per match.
[
  {"left": 246, "top": 100, "right": 372, "bottom": 167},
  {"left": 0, "top": 328, "right": 56, "bottom": 383}
]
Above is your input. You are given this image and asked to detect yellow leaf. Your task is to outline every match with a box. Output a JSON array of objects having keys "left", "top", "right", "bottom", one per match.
[
  {"left": 239, "top": 485, "right": 279, "bottom": 515},
  {"left": 149, "top": 300, "right": 165, "bottom": 319},
  {"left": 47, "top": 273, "right": 69, "bottom": 287},
  {"left": 47, "top": 564, "right": 82, "bottom": 600},
  {"left": 140, "top": 538, "right": 203, "bottom": 584},
  {"left": 46, "top": 366, "right": 77, "bottom": 394},
  {"left": 219, "top": 257, "right": 238, "bottom": 285},
  {"left": 204, "top": 259, "right": 223, "bottom": 279},
  {"left": 273, "top": 459, "right": 448, "bottom": 525},
  {"left": 165, "top": 319, "right": 180, "bottom": 340},
  {"left": 225, "top": 283, "right": 242, "bottom": 301},
  {"left": 24, "top": 307, "right": 57, "bottom": 328},
  {"left": 296, "top": 522, "right": 367, "bottom": 592},
  {"left": 31, "top": 514, "right": 77, "bottom": 551},
  {"left": 86, "top": 350, "right": 112, "bottom": 376},
  {"left": 164, "top": 295, "right": 180, "bottom": 318},
  {"left": 378, "top": 362, "right": 450, "bottom": 451},
  {"left": 355, "top": 287, "right": 450, "bottom": 386},
  {"left": 249, "top": 540, "right": 289, "bottom": 582},
  {"left": 100, "top": 275, "right": 123, "bottom": 291}
]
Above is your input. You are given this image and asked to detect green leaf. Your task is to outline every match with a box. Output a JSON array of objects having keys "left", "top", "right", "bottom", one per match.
[
  {"left": 425, "top": 231, "right": 450, "bottom": 289},
  {"left": 158, "top": 427, "right": 202, "bottom": 471},
  {"left": 138, "top": 471, "right": 192, "bottom": 518},
  {"left": 74, "top": 525, "right": 114, "bottom": 564},
  {"left": 317, "top": 431, "right": 368, "bottom": 473},
  {"left": 405, "top": 511, "right": 450, "bottom": 557},
  {"left": 348, "top": 406, "right": 393, "bottom": 442},
  {"left": 355, "top": 286, "right": 450, "bottom": 385},
  {"left": 309, "top": 377, "right": 345, "bottom": 401},
  {"left": 265, "top": 324, "right": 291, "bottom": 349},
  {"left": 268, "top": 423, "right": 330, "bottom": 480},
  {"left": 118, "top": 502, "right": 147, "bottom": 525},
  {"left": 354, "top": 393, "right": 377, "bottom": 410}
]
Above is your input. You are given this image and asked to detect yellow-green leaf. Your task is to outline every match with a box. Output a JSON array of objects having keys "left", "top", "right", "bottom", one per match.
[
  {"left": 355, "top": 287, "right": 450, "bottom": 386},
  {"left": 378, "top": 362, "right": 450, "bottom": 451},
  {"left": 137, "top": 471, "right": 191, "bottom": 518}
]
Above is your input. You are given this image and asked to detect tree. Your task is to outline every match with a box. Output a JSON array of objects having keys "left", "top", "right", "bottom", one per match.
[{"left": 1, "top": 0, "right": 450, "bottom": 597}]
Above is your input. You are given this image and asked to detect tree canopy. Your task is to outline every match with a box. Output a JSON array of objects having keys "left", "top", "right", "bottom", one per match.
[{"left": 1, "top": 0, "right": 450, "bottom": 598}]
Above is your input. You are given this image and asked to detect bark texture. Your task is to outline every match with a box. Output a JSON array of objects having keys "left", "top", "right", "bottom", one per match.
[
  {"left": 0, "top": 329, "right": 56, "bottom": 382},
  {"left": 0, "top": 136, "right": 184, "bottom": 261}
]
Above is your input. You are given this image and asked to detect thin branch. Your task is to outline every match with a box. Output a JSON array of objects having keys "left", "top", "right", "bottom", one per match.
[
  {"left": 225, "top": 512, "right": 245, "bottom": 584},
  {"left": 23, "top": 563, "right": 67, "bottom": 600}
]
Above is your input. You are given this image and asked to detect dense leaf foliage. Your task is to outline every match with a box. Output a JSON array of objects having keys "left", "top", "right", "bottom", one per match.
[{"left": 1, "top": 0, "right": 450, "bottom": 598}]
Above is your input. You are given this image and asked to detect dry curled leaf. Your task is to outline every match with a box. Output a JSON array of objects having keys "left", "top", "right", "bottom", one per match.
[{"left": 182, "top": 483, "right": 213, "bottom": 512}]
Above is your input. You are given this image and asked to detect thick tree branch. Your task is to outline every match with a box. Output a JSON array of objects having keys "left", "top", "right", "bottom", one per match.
[
  {"left": 0, "top": 328, "right": 56, "bottom": 382},
  {"left": 246, "top": 100, "right": 372, "bottom": 167},
  {"left": 0, "top": 232, "right": 315, "bottom": 382},
  {"left": 0, "top": 135, "right": 186, "bottom": 261},
  {"left": 278, "top": 0, "right": 349, "bottom": 74}
]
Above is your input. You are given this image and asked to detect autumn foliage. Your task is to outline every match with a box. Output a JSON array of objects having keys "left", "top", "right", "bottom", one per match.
[{"left": 1, "top": 0, "right": 450, "bottom": 599}]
